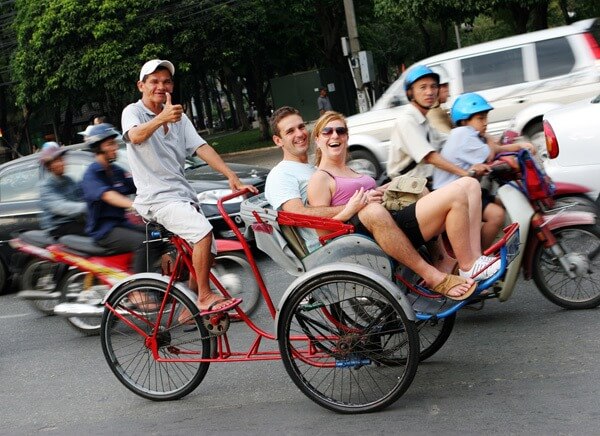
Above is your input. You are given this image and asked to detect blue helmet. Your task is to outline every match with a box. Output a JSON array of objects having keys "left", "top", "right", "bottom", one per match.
[
  {"left": 404, "top": 65, "right": 440, "bottom": 91},
  {"left": 85, "top": 123, "right": 119, "bottom": 152},
  {"left": 450, "top": 93, "right": 494, "bottom": 124}
]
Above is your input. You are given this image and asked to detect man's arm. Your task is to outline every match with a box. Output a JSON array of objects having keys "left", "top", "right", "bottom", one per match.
[
  {"left": 100, "top": 190, "right": 133, "bottom": 209},
  {"left": 281, "top": 198, "right": 344, "bottom": 218},
  {"left": 126, "top": 92, "right": 183, "bottom": 144},
  {"left": 40, "top": 182, "right": 86, "bottom": 218},
  {"left": 195, "top": 143, "right": 258, "bottom": 193}
]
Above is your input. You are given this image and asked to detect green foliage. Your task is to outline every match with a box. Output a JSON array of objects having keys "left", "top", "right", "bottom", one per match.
[{"left": 5, "top": 0, "right": 600, "bottom": 148}]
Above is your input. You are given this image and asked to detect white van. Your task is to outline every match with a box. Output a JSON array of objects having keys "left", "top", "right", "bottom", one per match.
[{"left": 346, "top": 18, "right": 600, "bottom": 177}]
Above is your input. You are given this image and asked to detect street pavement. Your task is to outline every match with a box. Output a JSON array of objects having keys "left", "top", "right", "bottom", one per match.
[{"left": 1, "top": 255, "right": 599, "bottom": 434}]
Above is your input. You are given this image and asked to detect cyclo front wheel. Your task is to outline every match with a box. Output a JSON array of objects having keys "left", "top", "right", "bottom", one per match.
[
  {"left": 277, "top": 271, "right": 419, "bottom": 413},
  {"left": 100, "top": 278, "right": 212, "bottom": 401}
]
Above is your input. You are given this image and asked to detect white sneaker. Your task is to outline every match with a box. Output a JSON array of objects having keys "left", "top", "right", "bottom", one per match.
[{"left": 459, "top": 256, "right": 500, "bottom": 282}]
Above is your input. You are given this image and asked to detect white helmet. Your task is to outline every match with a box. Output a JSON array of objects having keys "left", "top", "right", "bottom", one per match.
[{"left": 429, "top": 65, "right": 449, "bottom": 85}]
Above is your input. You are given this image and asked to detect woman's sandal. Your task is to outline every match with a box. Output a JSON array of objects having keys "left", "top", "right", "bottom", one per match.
[{"left": 432, "top": 274, "right": 477, "bottom": 301}]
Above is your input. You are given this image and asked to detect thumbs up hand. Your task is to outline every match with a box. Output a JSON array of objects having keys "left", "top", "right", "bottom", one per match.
[{"left": 160, "top": 92, "right": 183, "bottom": 123}]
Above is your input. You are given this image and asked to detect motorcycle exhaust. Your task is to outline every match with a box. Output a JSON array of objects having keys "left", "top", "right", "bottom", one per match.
[
  {"left": 54, "top": 302, "right": 104, "bottom": 318},
  {"left": 16, "top": 290, "right": 61, "bottom": 301}
]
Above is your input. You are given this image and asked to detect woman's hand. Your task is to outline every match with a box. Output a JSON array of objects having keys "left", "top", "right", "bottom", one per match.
[{"left": 335, "top": 188, "right": 368, "bottom": 221}]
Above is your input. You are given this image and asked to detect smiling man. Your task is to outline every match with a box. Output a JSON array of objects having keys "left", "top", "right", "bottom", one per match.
[{"left": 121, "top": 59, "right": 257, "bottom": 315}]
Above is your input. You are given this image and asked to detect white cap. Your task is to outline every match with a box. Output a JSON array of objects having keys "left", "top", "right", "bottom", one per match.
[
  {"left": 78, "top": 125, "right": 95, "bottom": 137},
  {"left": 139, "top": 59, "right": 175, "bottom": 81}
]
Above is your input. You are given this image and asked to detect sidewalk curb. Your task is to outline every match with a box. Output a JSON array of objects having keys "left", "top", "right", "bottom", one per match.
[{"left": 221, "top": 145, "right": 279, "bottom": 158}]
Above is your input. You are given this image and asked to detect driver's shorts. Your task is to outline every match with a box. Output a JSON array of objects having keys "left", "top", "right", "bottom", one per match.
[{"left": 138, "top": 201, "right": 216, "bottom": 254}]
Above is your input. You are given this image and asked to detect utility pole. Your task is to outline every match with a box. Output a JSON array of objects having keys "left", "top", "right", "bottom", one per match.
[{"left": 343, "top": 0, "right": 370, "bottom": 113}]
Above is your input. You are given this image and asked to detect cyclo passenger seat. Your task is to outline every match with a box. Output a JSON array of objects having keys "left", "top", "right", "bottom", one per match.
[{"left": 240, "top": 193, "right": 394, "bottom": 279}]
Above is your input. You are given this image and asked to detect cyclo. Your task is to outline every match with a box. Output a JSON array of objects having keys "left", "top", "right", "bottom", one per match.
[{"left": 99, "top": 189, "right": 518, "bottom": 413}]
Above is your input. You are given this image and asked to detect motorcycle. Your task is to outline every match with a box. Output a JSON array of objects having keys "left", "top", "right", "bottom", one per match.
[
  {"left": 406, "top": 149, "right": 600, "bottom": 310},
  {"left": 13, "top": 228, "right": 260, "bottom": 335},
  {"left": 486, "top": 150, "right": 600, "bottom": 308}
]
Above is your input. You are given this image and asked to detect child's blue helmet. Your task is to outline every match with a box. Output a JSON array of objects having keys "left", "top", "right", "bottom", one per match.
[{"left": 451, "top": 93, "right": 494, "bottom": 124}]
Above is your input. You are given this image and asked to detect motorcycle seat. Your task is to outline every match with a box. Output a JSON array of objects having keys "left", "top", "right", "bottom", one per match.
[
  {"left": 57, "top": 235, "right": 123, "bottom": 257},
  {"left": 19, "top": 230, "right": 56, "bottom": 248}
]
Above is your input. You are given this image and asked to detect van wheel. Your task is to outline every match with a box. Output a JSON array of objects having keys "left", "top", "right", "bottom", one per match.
[
  {"left": 348, "top": 149, "right": 381, "bottom": 179},
  {"left": 524, "top": 122, "right": 546, "bottom": 159}
]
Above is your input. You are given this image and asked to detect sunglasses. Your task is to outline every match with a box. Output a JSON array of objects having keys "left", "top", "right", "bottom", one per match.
[{"left": 321, "top": 126, "right": 348, "bottom": 136}]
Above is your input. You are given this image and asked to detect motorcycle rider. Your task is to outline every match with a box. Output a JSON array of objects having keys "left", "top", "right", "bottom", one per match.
[
  {"left": 80, "top": 123, "right": 162, "bottom": 274},
  {"left": 387, "top": 65, "right": 488, "bottom": 180},
  {"left": 38, "top": 142, "right": 87, "bottom": 238}
]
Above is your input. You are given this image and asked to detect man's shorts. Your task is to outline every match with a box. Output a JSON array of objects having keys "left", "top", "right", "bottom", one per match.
[
  {"left": 348, "top": 202, "right": 426, "bottom": 249},
  {"left": 139, "top": 201, "right": 216, "bottom": 253}
]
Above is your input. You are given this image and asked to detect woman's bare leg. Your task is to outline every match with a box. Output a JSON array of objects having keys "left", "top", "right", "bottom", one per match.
[{"left": 415, "top": 177, "right": 482, "bottom": 271}]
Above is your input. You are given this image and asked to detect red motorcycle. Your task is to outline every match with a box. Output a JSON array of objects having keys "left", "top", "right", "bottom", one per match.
[{"left": 13, "top": 229, "right": 259, "bottom": 335}]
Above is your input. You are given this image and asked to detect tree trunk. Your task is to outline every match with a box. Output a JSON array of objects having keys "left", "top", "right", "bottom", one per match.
[
  {"left": 531, "top": 1, "right": 549, "bottom": 30},
  {"left": 508, "top": 4, "right": 530, "bottom": 34},
  {"left": 557, "top": 0, "right": 572, "bottom": 24},
  {"left": 199, "top": 74, "right": 213, "bottom": 129},
  {"left": 417, "top": 21, "right": 432, "bottom": 56},
  {"left": 224, "top": 67, "right": 250, "bottom": 131},
  {"left": 60, "top": 103, "right": 73, "bottom": 145},
  {"left": 0, "top": 85, "right": 11, "bottom": 145}
]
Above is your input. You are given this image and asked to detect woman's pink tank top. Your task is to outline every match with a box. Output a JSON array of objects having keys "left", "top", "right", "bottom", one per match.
[{"left": 321, "top": 170, "right": 377, "bottom": 206}]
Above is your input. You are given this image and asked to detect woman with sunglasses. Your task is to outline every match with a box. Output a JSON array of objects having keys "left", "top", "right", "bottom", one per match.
[{"left": 307, "top": 111, "right": 501, "bottom": 298}]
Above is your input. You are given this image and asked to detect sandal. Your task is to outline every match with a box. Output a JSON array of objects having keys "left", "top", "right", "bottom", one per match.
[
  {"left": 200, "top": 298, "right": 242, "bottom": 316},
  {"left": 432, "top": 274, "right": 477, "bottom": 301}
]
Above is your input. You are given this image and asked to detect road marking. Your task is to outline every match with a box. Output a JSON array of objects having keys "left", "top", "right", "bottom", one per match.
[{"left": 0, "top": 313, "right": 31, "bottom": 320}]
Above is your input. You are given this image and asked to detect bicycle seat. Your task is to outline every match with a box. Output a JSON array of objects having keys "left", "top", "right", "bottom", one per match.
[{"left": 57, "top": 235, "right": 123, "bottom": 257}]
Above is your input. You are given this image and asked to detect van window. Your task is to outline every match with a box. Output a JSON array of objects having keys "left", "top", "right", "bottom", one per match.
[
  {"left": 461, "top": 48, "right": 524, "bottom": 92},
  {"left": 536, "top": 37, "right": 575, "bottom": 79}
]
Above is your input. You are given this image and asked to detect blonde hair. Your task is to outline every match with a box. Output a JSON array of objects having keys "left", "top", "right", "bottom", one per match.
[{"left": 312, "top": 111, "right": 348, "bottom": 166}]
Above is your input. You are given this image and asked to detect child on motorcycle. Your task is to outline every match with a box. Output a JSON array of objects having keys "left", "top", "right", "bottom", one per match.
[{"left": 432, "top": 92, "right": 535, "bottom": 248}]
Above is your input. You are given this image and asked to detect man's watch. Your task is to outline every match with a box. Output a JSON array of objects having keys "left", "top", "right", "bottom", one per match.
[{"left": 468, "top": 169, "right": 477, "bottom": 177}]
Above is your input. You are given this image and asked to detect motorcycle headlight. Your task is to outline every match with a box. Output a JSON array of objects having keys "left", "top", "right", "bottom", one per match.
[{"left": 196, "top": 189, "right": 244, "bottom": 205}]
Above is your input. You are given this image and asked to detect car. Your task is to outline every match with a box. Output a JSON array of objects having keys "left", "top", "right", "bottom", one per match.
[
  {"left": 346, "top": 18, "right": 600, "bottom": 178},
  {"left": 0, "top": 144, "right": 269, "bottom": 294},
  {"left": 542, "top": 93, "right": 600, "bottom": 205}
]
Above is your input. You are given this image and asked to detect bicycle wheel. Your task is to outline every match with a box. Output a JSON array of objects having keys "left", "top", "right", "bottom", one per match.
[
  {"left": 533, "top": 224, "right": 600, "bottom": 309},
  {"left": 277, "top": 271, "right": 419, "bottom": 413},
  {"left": 20, "top": 259, "right": 61, "bottom": 315},
  {"left": 101, "top": 279, "right": 211, "bottom": 401},
  {"left": 212, "top": 252, "right": 261, "bottom": 318},
  {"left": 56, "top": 269, "right": 105, "bottom": 335},
  {"left": 396, "top": 264, "right": 456, "bottom": 361},
  {"left": 416, "top": 313, "right": 456, "bottom": 362}
]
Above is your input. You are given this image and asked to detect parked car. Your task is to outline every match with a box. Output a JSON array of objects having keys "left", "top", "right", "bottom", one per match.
[
  {"left": 0, "top": 144, "right": 269, "bottom": 293},
  {"left": 346, "top": 18, "right": 600, "bottom": 177},
  {"left": 542, "top": 93, "right": 600, "bottom": 204}
]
